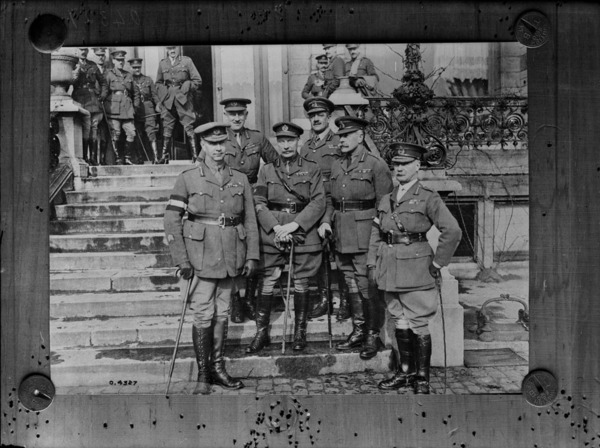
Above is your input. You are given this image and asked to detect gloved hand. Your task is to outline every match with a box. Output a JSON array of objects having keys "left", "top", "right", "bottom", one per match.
[
  {"left": 242, "top": 259, "right": 257, "bottom": 277},
  {"left": 318, "top": 222, "right": 332, "bottom": 239},
  {"left": 429, "top": 263, "right": 441, "bottom": 279},
  {"left": 368, "top": 266, "right": 377, "bottom": 289},
  {"left": 178, "top": 261, "right": 194, "bottom": 280},
  {"left": 355, "top": 78, "right": 367, "bottom": 87},
  {"left": 155, "top": 104, "right": 162, "bottom": 113}
]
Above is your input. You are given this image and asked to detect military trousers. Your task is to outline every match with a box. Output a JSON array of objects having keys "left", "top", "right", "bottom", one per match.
[
  {"left": 82, "top": 111, "right": 104, "bottom": 141},
  {"left": 335, "top": 252, "right": 369, "bottom": 299},
  {"left": 161, "top": 100, "right": 196, "bottom": 137},
  {"left": 108, "top": 119, "right": 136, "bottom": 142},
  {"left": 261, "top": 250, "right": 322, "bottom": 280},
  {"left": 188, "top": 276, "right": 235, "bottom": 328},
  {"left": 383, "top": 289, "right": 438, "bottom": 335}
]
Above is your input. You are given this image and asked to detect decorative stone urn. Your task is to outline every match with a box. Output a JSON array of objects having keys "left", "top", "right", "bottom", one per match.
[
  {"left": 329, "top": 76, "right": 369, "bottom": 106},
  {"left": 51, "top": 50, "right": 77, "bottom": 98}
]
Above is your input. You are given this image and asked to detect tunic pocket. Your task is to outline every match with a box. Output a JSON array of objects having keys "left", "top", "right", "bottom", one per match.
[
  {"left": 187, "top": 191, "right": 212, "bottom": 214},
  {"left": 108, "top": 96, "right": 122, "bottom": 115},
  {"left": 394, "top": 244, "right": 434, "bottom": 289},
  {"left": 183, "top": 221, "right": 206, "bottom": 270},
  {"left": 235, "top": 224, "right": 247, "bottom": 270}
]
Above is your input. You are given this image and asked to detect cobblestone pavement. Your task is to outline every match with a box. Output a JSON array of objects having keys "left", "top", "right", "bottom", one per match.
[{"left": 59, "top": 364, "right": 529, "bottom": 396}]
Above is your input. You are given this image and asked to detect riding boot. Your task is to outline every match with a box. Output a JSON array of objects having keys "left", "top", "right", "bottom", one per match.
[
  {"left": 99, "top": 139, "right": 107, "bottom": 165},
  {"left": 230, "top": 291, "right": 244, "bottom": 324},
  {"left": 113, "top": 140, "right": 123, "bottom": 165},
  {"left": 336, "top": 270, "right": 351, "bottom": 320},
  {"left": 124, "top": 140, "right": 135, "bottom": 165},
  {"left": 292, "top": 291, "right": 310, "bottom": 351},
  {"left": 82, "top": 139, "right": 90, "bottom": 164},
  {"left": 359, "top": 290, "right": 385, "bottom": 360},
  {"left": 192, "top": 325, "right": 212, "bottom": 395},
  {"left": 158, "top": 137, "right": 171, "bottom": 164},
  {"left": 88, "top": 139, "right": 98, "bottom": 166},
  {"left": 189, "top": 135, "right": 199, "bottom": 163},
  {"left": 246, "top": 294, "right": 272, "bottom": 354},
  {"left": 309, "top": 261, "right": 331, "bottom": 319},
  {"left": 378, "top": 329, "right": 416, "bottom": 390},
  {"left": 209, "top": 317, "right": 244, "bottom": 389},
  {"left": 151, "top": 140, "right": 159, "bottom": 164},
  {"left": 335, "top": 292, "right": 366, "bottom": 350},
  {"left": 241, "top": 276, "right": 259, "bottom": 321},
  {"left": 413, "top": 333, "right": 432, "bottom": 394}
]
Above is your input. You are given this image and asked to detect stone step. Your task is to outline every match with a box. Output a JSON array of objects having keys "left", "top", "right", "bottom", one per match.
[
  {"left": 50, "top": 343, "right": 392, "bottom": 388},
  {"left": 88, "top": 162, "right": 193, "bottom": 177},
  {"left": 50, "top": 217, "right": 164, "bottom": 234},
  {"left": 50, "top": 268, "right": 177, "bottom": 293},
  {"left": 79, "top": 174, "right": 178, "bottom": 191},
  {"left": 50, "top": 251, "right": 172, "bottom": 271},
  {"left": 65, "top": 187, "right": 171, "bottom": 204},
  {"left": 54, "top": 201, "right": 166, "bottom": 220},
  {"left": 50, "top": 232, "right": 167, "bottom": 253},
  {"left": 50, "top": 311, "right": 353, "bottom": 350}
]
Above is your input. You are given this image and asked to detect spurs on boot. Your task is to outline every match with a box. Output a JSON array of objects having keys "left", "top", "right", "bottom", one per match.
[
  {"left": 192, "top": 325, "right": 212, "bottom": 395},
  {"left": 413, "top": 333, "right": 432, "bottom": 395},
  {"left": 292, "top": 291, "right": 310, "bottom": 351},
  {"left": 359, "top": 331, "right": 383, "bottom": 360},
  {"left": 209, "top": 318, "right": 244, "bottom": 389},
  {"left": 378, "top": 329, "right": 416, "bottom": 390},
  {"left": 246, "top": 294, "right": 272, "bottom": 354},
  {"left": 230, "top": 291, "right": 244, "bottom": 323},
  {"left": 335, "top": 292, "right": 365, "bottom": 350}
]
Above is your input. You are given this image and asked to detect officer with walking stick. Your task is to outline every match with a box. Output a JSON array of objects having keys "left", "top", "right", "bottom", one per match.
[
  {"left": 164, "top": 122, "right": 259, "bottom": 394},
  {"left": 246, "top": 122, "right": 326, "bottom": 354},
  {"left": 367, "top": 142, "right": 461, "bottom": 394}
]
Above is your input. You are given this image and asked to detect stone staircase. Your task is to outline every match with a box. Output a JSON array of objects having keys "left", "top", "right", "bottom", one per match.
[{"left": 49, "top": 163, "right": 392, "bottom": 389}]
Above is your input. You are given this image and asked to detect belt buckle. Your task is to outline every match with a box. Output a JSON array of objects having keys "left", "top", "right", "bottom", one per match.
[
  {"left": 285, "top": 202, "right": 296, "bottom": 214},
  {"left": 400, "top": 235, "right": 411, "bottom": 245},
  {"left": 217, "top": 213, "right": 226, "bottom": 229},
  {"left": 386, "top": 230, "right": 393, "bottom": 245}
]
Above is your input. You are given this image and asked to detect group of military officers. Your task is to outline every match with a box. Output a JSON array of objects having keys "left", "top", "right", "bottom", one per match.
[{"left": 163, "top": 95, "right": 462, "bottom": 395}]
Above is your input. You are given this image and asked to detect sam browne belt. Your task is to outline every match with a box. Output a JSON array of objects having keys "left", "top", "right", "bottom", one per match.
[
  {"left": 187, "top": 213, "right": 242, "bottom": 228},
  {"left": 268, "top": 201, "right": 307, "bottom": 214},
  {"left": 380, "top": 230, "right": 428, "bottom": 245},
  {"left": 333, "top": 199, "right": 376, "bottom": 212}
]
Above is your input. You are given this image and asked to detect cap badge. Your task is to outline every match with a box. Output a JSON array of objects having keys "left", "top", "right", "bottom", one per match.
[{"left": 282, "top": 124, "right": 289, "bottom": 132}]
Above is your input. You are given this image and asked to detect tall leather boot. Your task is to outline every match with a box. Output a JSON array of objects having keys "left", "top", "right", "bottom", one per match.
[
  {"left": 189, "top": 134, "right": 199, "bottom": 163},
  {"left": 241, "top": 276, "right": 259, "bottom": 321},
  {"left": 309, "top": 261, "right": 332, "bottom": 319},
  {"left": 246, "top": 294, "right": 272, "bottom": 354},
  {"left": 209, "top": 317, "right": 244, "bottom": 389},
  {"left": 88, "top": 139, "right": 98, "bottom": 166},
  {"left": 151, "top": 140, "right": 159, "bottom": 164},
  {"left": 360, "top": 290, "right": 385, "bottom": 360},
  {"left": 378, "top": 329, "right": 416, "bottom": 390},
  {"left": 413, "top": 333, "right": 432, "bottom": 394},
  {"left": 82, "top": 139, "right": 90, "bottom": 164},
  {"left": 292, "top": 290, "right": 310, "bottom": 351},
  {"left": 230, "top": 291, "right": 244, "bottom": 323},
  {"left": 124, "top": 140, "right": 135, "bottom": 165},
  {"left": 113, "top": 140, "right": 123, "bottom": 165},
  {"left": 336, "top": 270, "right": 351, "bottom": 320},
  {"left": 192, "top": 325, "right": 212, "bottom": 395},
  {"left": 99, "top": 139, "right": 107, "bottom": 165},
  {"left": 335, "top": 292, "right": 365, "bottom": 350},
  {"left": 158, "top": 137, "right": 171, "bottom": 164}
]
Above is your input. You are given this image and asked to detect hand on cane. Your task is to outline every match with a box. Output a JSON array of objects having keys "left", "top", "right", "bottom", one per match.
[{"left": 178, "top": 261, "right": 194, "bottom": 280}]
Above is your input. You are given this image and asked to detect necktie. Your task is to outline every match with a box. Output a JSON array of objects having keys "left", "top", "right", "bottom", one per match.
[{"left": 235, "top": 133, "right": 241, "bottom": 147}]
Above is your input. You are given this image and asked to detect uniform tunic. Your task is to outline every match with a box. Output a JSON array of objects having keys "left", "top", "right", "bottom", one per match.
[
  {"left": 301, "top": 72, "right": 326, "bottom": 99},
  {"left": 72, "top": 59, "right": 108, "bottom": 114},
  {"left": 164, "top": 162, "right": 259, "bottom": 279},
  {"left": 222, "top": 128, "right": 279, "bottom": 185},
  {"left": 103, "top": 68, "right": 139, "bottom": 120},
  {"left": 299, "top": 129, "right": 341, "bottom": 193},
  {"left": 253, "top": 156, "right": 326, "bottom": 278},
  {"left": 132, "top": 74, "right": 160, "bottom": 141},
  {"left": 323, "top": 55, "right": 346, "bottom": 98},
  {"left": 345, "top": 56, "right": 379, "bottom": 80}
]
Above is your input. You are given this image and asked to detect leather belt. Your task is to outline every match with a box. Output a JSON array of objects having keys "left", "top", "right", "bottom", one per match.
[
  {"left": 268, "top": 201, "right": 307, "bottom": 214},
  {"left": 187, "top": 213, "right": 242, "bottom": 228},
  {"left": 333, "top": 199, "right": 376, "bottom": 212},
  {"left": 380, "top": 231, "right": 428, "bottom": 245},
  {"left": 321, "top": 172, "right": 331, "bottom": 182},
  {"left": 165, "top": 80, "right": 182, "bottom": 87}
]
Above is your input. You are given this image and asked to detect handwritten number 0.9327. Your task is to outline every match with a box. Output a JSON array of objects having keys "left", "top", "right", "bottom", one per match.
[{"left": 109, "top": 380, "right": 138, "bottom": 386}]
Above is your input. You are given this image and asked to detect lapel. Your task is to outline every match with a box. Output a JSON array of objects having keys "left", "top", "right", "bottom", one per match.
[
  {"left": 220, "top": 166, "right": 232, "bottom": 187},
  {"left": 346, "top": 145, "right": 367, "bottom": 172},
  {"left": 397, "top": 181, "right": 421, "bottom": 205},
  {"left": 199, "top": 161, "right": 221, "bottom": 187}
]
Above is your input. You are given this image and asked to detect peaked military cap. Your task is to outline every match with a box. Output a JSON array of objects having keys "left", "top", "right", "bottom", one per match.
[
  {"left": 387, "top": 142, "right": 427, "bottom": 163},
  {"left": 111, "top": 50, "right": 127, "bottom": 60},
  {"left": 334, "top": 116, "right": 370, "bottom": 135},
  {"left": 345, "top": 44, "right": 360, "bottom": 49},
  {"left": 315, "top": 54, "right": 328, "bottom": 62},
  {"left": 273, "top": 122, "right": 304, "bottom": 138},
  {"left": 77, "top": 47, "right": 89, "bottom": 51},
  {"left": 322, "top": 44, "right": 336, "bottom": 49},
  {"left": 303, "top": 97, "right": 334, "bottom": 115},
  {"left": 194, "top": 122, "right": 231, "bottom": 142},
  {"left": 92, "top": 47, "right": 107, "bottom": 56},
  {"left": 128, "top": 58, "right": 143, "bottom": 67},
  {"left": 220, "top": 98, "right": 251, "bottom": 112}
]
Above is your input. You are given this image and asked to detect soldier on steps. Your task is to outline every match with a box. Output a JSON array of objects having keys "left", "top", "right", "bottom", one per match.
[
  {"left": 164, "top": 122, "right": 259, "bottom": 394},
  {"left": 368, "top": 142, "right": 461, "bottom": 394}
]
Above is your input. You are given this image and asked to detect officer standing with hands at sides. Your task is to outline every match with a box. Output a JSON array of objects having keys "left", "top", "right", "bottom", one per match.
[
  {"left": 155, "top": 46, "right": 202, "bottom": 164},
  {"left": 164, "top": 122, "right": 259, "bottom": 394},
  {"left": 320, "top": 116, "right": 393, "bottom": 359},
  {"left": 246, "top": 122, "right": 326, "bottom": 354},
  {"left": 103, "top": 50, "right": 140, "bottom": 166},
  {"left": 368, "top": 142, "right": 461, "bottom": 394},
  {"left": 91, "top": 47, "right": 112, "bottom": 165},
  {"left": 71, "top": 47, "right": 108, "bottom": 166},
  {"left": 322, "top": 44, "right": 346, "bottom": 98},
  {"left": 219, "top": 98, "right": 280, "bottom": 324},
  {"left": 298, "top": 98, "right": 350, "bottom": 321},
  {"left": 301, "top": 54, "right": 329, "bottom": 99},
  {"left": 129, "top": 58, "right": 161, "bottom": 164}
]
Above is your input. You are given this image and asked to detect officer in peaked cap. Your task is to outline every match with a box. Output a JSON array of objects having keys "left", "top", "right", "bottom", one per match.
[
  {"left": 322, "top": 44, "right": 346, "bottom": 98},
  {"left": 155, "top": 46, "right": 202, "bottom": 164},
  {"left": 103, "top": 49, "right": 140, "bottom": 165},
  {"left": 218, "top": 97, "right": 279, "bottom": 324},
  {"left": 345, "top": 44, "right": 379, "bottom": 96},
  {"left": 128, "top": 57, "right": 161, "bottom": 164},
  {"left": 301, "top": 54, "right": 329, "bottom": 99},
  {"left": 164, "top": 120, "right": 259, "bottom": 394},
  {"left": 246, "top": 121, "right": 326, "bottom": 354},
  {"left": 320, "top": 115, "right": 393, "bottom": 360},
  {"left": 367, "top": 141, "right": 461, "bottom": 394}
]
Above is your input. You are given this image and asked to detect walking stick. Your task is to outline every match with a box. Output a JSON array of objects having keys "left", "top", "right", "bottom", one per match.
[
  {"left": 282, "top": 241, "right": 295, "bottom": 354},
  {"left": 165, "top": 274, "right": 196, "bottom": 396},
  {"left": 134, "top": 122, "right": 151, "bottom": 162},
  {"left": 323, "top": 238, "right": 333, "bottom": 349},
  {"left": 435, "top": 272, "right": 447, "bottom": 394},
  {"left": 99, "top": 101, "right": 118, "bottom": 156}
]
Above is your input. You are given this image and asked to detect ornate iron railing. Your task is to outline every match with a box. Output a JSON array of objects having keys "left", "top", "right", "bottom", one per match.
[{"left": 362, "top": 96, "right": 528, "bottom": 168}]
